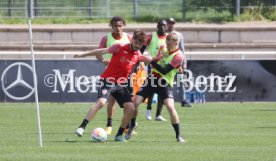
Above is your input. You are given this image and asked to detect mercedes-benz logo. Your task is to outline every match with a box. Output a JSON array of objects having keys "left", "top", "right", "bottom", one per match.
[{"left": 1, "top": 62, "right": 35, "bottom": 100}]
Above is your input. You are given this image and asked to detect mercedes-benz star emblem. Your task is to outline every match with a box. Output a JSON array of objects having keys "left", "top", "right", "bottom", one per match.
[{"left": 1, "top": 62, "right": 35, "bottom": 100}]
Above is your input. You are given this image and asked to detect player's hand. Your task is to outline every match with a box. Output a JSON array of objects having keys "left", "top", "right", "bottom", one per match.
[
  {"left": 153, "top": 54, "right": 163, "bottom": 61},
  {"left": 73, "top": 54, "right": 82, "bottom": 58},
  {"left": 183, "top": 63, "right": 187, "bottom": 69},
  {"left": 138, "top": 62, "right": 146, "bottom": 70},
  {"left": 179, "top": 66, "right": 184, "bottom": 73},
  {"left": 143, "top": 55, "right": 152, "bottom": 63},
  {"left": 102, "top": 59, "right": 110, "bottom": 66}
]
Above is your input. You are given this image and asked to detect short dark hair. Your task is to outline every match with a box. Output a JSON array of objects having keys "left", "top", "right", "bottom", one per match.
[
  {"left": 157, "top": 19, "right": 167, "bottom": 25},
  {"left": 109, "top": 16, "right": 126, "bottom": 27},
  {"left": 166, "top": 17, "right": 176, "bottom": 24},
  {"left": 133, "top": 30, "right": 147, "bottom": 44}
]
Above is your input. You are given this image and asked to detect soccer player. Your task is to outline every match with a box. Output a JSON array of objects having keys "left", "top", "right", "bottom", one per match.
[
  {"left": 166, "top": 17, "right": 192, "bottom": 107},
  {"left": 96, "top": 16, "right": 133, "bottom": 135},
  {"left": 141, "top": 19, "right": 168, "bottom": 121},
  {"left": 127, "top": 32, "right": 186, "bottom": 143},
  {"left": 74, "top": 30, "right": 151, "bottom": 141}
]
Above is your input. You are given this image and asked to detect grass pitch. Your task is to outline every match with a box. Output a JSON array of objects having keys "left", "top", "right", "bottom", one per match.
[{"left": 0, "top": 102, "right": 275, "bottom": 161}]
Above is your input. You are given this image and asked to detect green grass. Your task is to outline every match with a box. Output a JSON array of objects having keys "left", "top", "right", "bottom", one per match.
[
  {"left": 1, "top": 0, "right": 276, "bottom": 24},
  {"left": 0, "top": 9, "right": 275, "bottom": 24},
  {"left": 0, "top": 102, "right": 276, "bottom": 161}
]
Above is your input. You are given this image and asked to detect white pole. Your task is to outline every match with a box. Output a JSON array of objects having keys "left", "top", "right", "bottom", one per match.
[
  {"left": 28, "top": 20, "right": 42, "bottom": 148},
  {"left": 236, "top": 0, "right": 240, "bottom": 16},
  {"left": 106, "top": 0, "right": 110, "bottom": 18}
]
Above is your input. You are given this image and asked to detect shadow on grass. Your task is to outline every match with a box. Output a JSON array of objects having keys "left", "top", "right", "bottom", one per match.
[
  {"left": 26, "top": 132, "right": 77, "bottom": 135},
  {"left": 47, "top": 140, "right": 117, "bottom": 144},
  {"left": 253, "top": 109, "right": 276, "bottom": 111},
  {"left": 43, "top": 140, "right": 89, "bottom": 143},
  {"left": 47, "top": 139, "right": 176, "bottom": 144},
  {"left": 256, "top": 126, "right": 276, "bottom": 129}
]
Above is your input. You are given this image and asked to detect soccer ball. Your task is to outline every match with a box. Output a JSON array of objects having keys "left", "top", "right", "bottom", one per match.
[{"left": 91, "top": 128, "right": 107, "bottom": 142}]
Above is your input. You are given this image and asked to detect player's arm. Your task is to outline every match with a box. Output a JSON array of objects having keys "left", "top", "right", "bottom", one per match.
[
  {"left": 96, "top": 53, "right": 109, "bottom": 65},
  {"left": 96, "top": 36, "right": 109, "bottom": 65},
  {"left": 73, "top": 48, "right": 109, "bottom": 58},
  {"left": 150, "top": 53, "right": 183, "bottom": 75},
  {"left": 178, "top": 34, "right": 187, "bottom": 71},
  {"left": 178, "top": 33, "right": 185, "bottom": 53},
  {"left": 140, "top": 45, "right": 147, "bottom": 54},
  {"left": 139, "top": 54, "right": 152, "bottom": 64},
  {"left": 150, "top": 61, "right": 174, "bottom": 75},
  {"left": 140, "top": 33, "right": 151, "bottom": 54}
]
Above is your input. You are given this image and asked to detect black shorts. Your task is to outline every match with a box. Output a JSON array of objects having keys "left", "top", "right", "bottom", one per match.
[
  {"left": 97, "top": 79, "right": 132, "bottom": 108},
  {"left": 97, "top": 79, "right": 113, "bottom": 99},
  {"left": 110, "top": 85, "right": 132, "bottom": 108},
  {"left": 136, "top": 75, "right": 174, "bottom": 101}
]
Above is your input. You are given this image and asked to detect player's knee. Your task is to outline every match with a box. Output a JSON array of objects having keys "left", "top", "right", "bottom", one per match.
[
  {"left": 107, "top": 102, "right": 115, "bottom": 109},
  {"left": 133, "top": 101, "right": 139, "bottom": 108},
  {"left": 124, "top": 103, "right": 135, "bottom": 114},
  {"left": 166, "top": 105, "right": 174, "bottom": 113},
  {"left": 96, "top": 100, "right": 106, "bottom": 108},
  {"left": 133, "top": 96, "right": 143, "bottom": 108}
]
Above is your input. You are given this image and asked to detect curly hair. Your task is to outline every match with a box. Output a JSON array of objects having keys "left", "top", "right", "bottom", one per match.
[{"left": 109, "top": 16, "right": 126, "bottom": 27}]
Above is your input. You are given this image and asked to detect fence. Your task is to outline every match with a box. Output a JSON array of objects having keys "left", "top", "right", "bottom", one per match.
[
  {"left": 0, "top": 0, "right": 276, "bottom": 19},
  {"left": 1, "top": 59, "right": 276, "bottom": 102}
]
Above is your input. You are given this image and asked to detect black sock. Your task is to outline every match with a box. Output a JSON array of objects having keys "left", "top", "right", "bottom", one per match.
[
  {"left": 156, "top": 98, "right": 163, "bottom": 117},
  {"left": 116, "top": 127, "right": 125, "bottom": 137},
  {"left": 147, "top": 95, "right": 153, "bottom": 110},
  {"left": 156, "top": 108, "right": 161, "bottom": 117},
  {"left": 131, "top": 118, "right": 136, "bottom": 128},
  {"left": 106, "top": 118, "right": 112, "bottom": 127},
  {"left": 172, "top": 123, "right": 180, "bottom": 139},
  {"left": 79, "top": 119, "right": 89, "bottom": 129}
]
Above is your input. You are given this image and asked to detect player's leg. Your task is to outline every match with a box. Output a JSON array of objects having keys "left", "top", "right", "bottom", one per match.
[
  {"left": 163, "top": 98, "right": 178, "bottom": 123},
  {"left": 145, "top": 65, "right": 153, "bottom": 120},
  {"left": 105, "top": 96, "right": 116, "bottom": 134},
  {"left": 114, "top": 102, "right": 135, "bottom": 141},
  {"left": 125, "top": 77, "right": 153, "bottom": 140},
  {"left": 146, "top": 94, "right": 153, "bottom": 120},
  {"left": 112, "top": 86, "right": 134, "bottom": 141},
  {"left": 155, "top": 96, "right": 167, "bottom": 121},
  {"left": 133, "top": 95, "right": 146, "bottom": 122},
  {"left": 76, "top": 97, "right": 107, "bottom": 137},
  {"left": 163, "top": 97, "right": 185, "bottom": 143},
  {"left": 159, "top": 83, "right": 185, "bottom": 143},
  {"left": 134, "top": 76, "right": 154, "bottom": 121},
  {"left": 179, "top": 73, "right": 192, "bottom": 107},
  {"left": 155, "top": 78, "right": 166, "bottom": 121},
  {"left": 124, "top": 95, "right": 144, "bottom": 140},
  {"left": 75, "top": 79, "right": 109, "bottom": 137}
]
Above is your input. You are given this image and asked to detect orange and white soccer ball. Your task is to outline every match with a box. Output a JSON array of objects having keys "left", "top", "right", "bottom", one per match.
[{"left": 91, "top": 128, "right": 107, "bottom": 142}]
